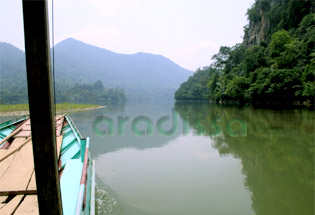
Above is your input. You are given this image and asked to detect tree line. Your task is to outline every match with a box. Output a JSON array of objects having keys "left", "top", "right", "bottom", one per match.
[{"left": 0, "top": 79, "right": 126, "bottom": 105}]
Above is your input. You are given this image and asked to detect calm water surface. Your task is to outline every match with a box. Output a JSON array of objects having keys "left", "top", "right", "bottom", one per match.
[
  {"left": 69, "top": 101, "right": 314, "bottom": 215},
  {"left": 2, "top": 101, "right": 313, "bottom": 215}
]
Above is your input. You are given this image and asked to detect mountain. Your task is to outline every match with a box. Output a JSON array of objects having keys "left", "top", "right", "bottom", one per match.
[
  {"left": 54, "top": 38, "right": 193, "bottom": 100},
  {"left": 0, "top": 39, "right": 193, "bottom": 104},
  {"left": 0, "top": 43, "right": 28, "bottom": 104}
]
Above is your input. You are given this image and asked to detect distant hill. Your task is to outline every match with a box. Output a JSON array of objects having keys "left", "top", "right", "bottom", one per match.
[
  {"left": 0, "top": 39, "right": 193, "bottom": 104},
  {"left": 0, "top": 42, "right": 28, "bottom": 104},
  {"left": 54, "top": 38, "right": 193, "bottom": 100}
]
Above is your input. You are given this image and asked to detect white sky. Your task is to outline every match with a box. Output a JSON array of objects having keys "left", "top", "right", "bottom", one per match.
[{"left": 0, "top": 0, "right": 254, "bottom": 71}]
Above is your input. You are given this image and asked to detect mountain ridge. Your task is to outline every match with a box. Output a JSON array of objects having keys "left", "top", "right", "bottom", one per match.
[
  {"left": 53, "top": 38, "right": 193, "bottom": 99},
  {"left": 0, "top": 38, "right": 193, "bottom": 103}
]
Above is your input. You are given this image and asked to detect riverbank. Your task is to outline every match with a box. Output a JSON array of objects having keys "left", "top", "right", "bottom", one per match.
[{"left": 0, "top": 103, "right": 105, "bottom": 116}]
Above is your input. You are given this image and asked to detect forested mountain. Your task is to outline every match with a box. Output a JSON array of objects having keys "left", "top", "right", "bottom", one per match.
[
  {"left": 175, "top": 0, "right": 315, "bottom": 105},
  {"left": 0, "top": 42, "right": 125, "bottom": 104},
  {"left": 175, "top": 67, "right": 215, "bottom": 100},
  {"left": 54, "top": 38, "right": 192, "bottom": 100},
  {"left": 0, "top": 43, "right": 27, "bottom": 104},
  {"left": 0, "top": 39, "right": 192, "bottom": 104}
]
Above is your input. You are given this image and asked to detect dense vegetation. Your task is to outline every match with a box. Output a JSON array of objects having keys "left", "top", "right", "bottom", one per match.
[
  {"left": 0, "top": 71, "right": 125, "bottom": 105},
  {"left": 0, "top": 103, "right": 100, "bottom": 113},
  {"left": 57, "top": 80, "right": 126, "bottom": 104},
  {"left": 175, "top": 0, "right": 315, "bottom": 104},
  {"left": 174, "top": 67, "right": 216, "bottom": 100}
]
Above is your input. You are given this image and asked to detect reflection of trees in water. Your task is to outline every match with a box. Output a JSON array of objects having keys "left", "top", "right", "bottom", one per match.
[{"left": 175, "top": 101, "right": 315, "bottom": 215}]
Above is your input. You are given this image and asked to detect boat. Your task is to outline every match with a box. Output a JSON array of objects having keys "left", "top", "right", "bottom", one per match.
[{"left": 0, "top": 114, "right": 95, "bottom": 215}]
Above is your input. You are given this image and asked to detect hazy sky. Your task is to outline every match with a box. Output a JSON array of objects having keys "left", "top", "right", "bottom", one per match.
[{"left": 0, "top": 0, "right": 254, "bottom": 71}]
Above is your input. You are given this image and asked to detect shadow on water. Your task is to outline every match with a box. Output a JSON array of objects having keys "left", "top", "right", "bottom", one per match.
[{"left": 175, "top": 101, "right": 315, "bottom": 215}]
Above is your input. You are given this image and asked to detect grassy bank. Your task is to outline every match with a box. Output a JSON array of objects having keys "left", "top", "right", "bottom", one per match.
[{"left": 0, "top": 103, "right": 102, "bottom": 113}]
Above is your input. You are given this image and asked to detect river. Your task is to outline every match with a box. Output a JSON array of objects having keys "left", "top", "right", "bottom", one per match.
[
  {"left": 1, "top": 101, "right": 313, "bottom": 215},
  {"left": 68, "top": 101, "right": 314, "bottom": 215}
]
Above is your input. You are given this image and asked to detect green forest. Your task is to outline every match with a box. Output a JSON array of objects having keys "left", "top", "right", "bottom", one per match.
[
  {"left": 175, "top": 0, "right": 315, "bottom": 105},
  {"left": 0, "top": 79, "right": 126, "bottom": 105}
]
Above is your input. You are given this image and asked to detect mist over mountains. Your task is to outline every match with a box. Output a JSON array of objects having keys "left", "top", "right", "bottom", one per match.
[{"left": 0, "top": 38, "right": 193, "bottom": 104}]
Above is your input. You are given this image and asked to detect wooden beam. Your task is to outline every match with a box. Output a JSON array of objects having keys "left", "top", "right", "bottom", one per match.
[
  {"left": 0, "top": 190, "right": 37, "bottom": 196},
  {"left": 22, "top": 0, "right": 63, "bottom": 214}
]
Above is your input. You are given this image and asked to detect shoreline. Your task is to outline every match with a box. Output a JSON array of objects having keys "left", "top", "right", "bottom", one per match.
[{"left": 0, "top": 106, "right": 106, "bottom": 117}]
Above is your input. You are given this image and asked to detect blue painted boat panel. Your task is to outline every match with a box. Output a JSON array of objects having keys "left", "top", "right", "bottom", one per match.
[
  {"left": 61, "top": 142, "right": 81, "bottom": 167},
  {"left": 62, "top": 127, "right": 72, "bottom": 136},
  {"left": 0, "top": 127, "right": 14, "bottom": 138},
  {"left": 61, "top": 133, "right": 76, "bottom": 149},
  {"left": 60, "top": 159, "right": 83, "bottom": 215},
  {"left": 0, "top": 127, "right": 15, "bottom": 148}
]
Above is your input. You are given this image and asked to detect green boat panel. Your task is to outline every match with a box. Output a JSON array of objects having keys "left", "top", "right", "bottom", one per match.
[
  {"left": 0, "top": 127, "right": 15, "bottom": 138},
  {"left": 62, "top": 124, "right": 70, "bottom": 132},
  {"left": 60, "top": 159, "right": 83, "bottom": 215},
  {"left": 60, "top": 141, "right": 81, "bottom": 167},
  {"left": 62, "top": 133, "right": 76, "bottom": 148},
  {"left": 0, "top": 132, "right": 6, "bottom": 139},
  {"left": 60, "top": 138, "right": 76, "bottom": 154},
  {"left": 65, "top": 115, "right": 82, "bottom": 141},
  {"left": 0, "top": 115, "right": 27, "bottom": 130},
  {"left": 80, "top": 139, "right": 87, "bottom": 162},
  {"left": 0, "top": 127, "right": 16, "bottom": 148}
]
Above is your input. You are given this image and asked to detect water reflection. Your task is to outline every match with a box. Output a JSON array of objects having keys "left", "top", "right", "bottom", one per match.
[
  {"left": 1, "top": 101, "right": 314, "bottom": 215},
  {"left": 175, "top": 101, "right": 315, "bottom": 215},
  {"left": 70, "top": 101, "right": 183, "bottom": 156}
]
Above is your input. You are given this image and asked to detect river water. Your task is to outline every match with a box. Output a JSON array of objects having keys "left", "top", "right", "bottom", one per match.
[
  {"left": 2, "top": 101, "right": 314, "bottom": 215},
  {"left": 68, "top": 101, "right": 314, "bottom": 215}
]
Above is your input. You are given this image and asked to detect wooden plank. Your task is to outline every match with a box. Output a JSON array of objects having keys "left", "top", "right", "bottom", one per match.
[
  {"left": 0, "top": 195, "right": 8, "bottom": 203},
  {"left": 0, "top": 149, "right": 6, "bottom": 158},
  {"left": 8, "top": 138, "right": 27, "bottom": 151},
  {"left": 14, "top": 130, "right": 31, "bottom": 138},
  {"left": 56, "top": 136, "right": 63, "bottom": 158},
  {"left": 55, "top": 116, "right": 64, "bottom": 137},
  {"left": 0, "top": 138, "right": 24, "bottom": 178},
  {"left": 0, "top": 196, "right": 8, "bottom": 209},
  {"left": 0, "top": 151, "right": 17, "bottom": 178},
  {"left": 22, "top": 125, "right": 31, "bottom": 131},
  {"left": 0, "top": 195, "right": 24, "bottom": 215},
  {"left": 14, "top": 195, "right": 39, "bottom": 215},
  {"left": 27, "top": 170, "right": 36, "bottom": 191},
  {"left": 0, "top": 137, "right": 31, "bottom": 163},
  {"left": 0, "top": 141, "right": 34, "bottom": 192}
]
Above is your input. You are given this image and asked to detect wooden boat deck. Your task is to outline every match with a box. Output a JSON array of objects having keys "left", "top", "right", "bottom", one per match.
[{"left": 0, "top": 116, "right": 64, "bottom": 215}]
